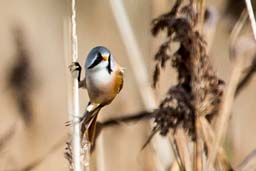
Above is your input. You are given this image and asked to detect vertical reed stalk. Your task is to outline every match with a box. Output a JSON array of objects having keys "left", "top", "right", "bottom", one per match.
[
  {"left": 194, "top": 119, "right": 203, "bottom": 171},
  {"left": 195, "top": 0, "right": 206, "bottom": 170},
  {"left": 71, "top": 0, "right": 82, "bottom": 170},
  {"left": 174, "top": 128, "right": 192, "bottom": 171},
  {"left": 197, "top": 0, "right": 206, "bottom": 32},
  {"left": 207, "top": 58, "right": 244, "bottom": 170},
  {"left": 245, "top": 0, "right": 256, "bottom": 40},
  {"left": 206, "top": 8, "right": 250, "bottom": 170}
]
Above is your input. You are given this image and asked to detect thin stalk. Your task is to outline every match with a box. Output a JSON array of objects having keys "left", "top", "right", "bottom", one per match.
[
  {"left": 206, "top": 58, "right": 244, "bottom": 170},
  {"left": 200, "top": 117, "right": 233, "bottom": 170},
  {"left": 195, "top": 0, "right": 206, "bottom": 170},
  {"left": 229, "top": 10, "right": 248, "bottom": 60},
  {"left": 174, "top": 128, "right": 192, "bottom": 171},
  {"left": 169, "top": 135, "right": 184, "bottom": 171},
  {"left": 109, "top": 0, "right": 173, "bottom": 170},
  {"left": 109, "top": 0, "right": 156, "bottom": 108},
  {"left": 194, "top": 118, "right": 203, "bottom": 171},
  {"left": 245, "top": 0, "right": 256, "bottom": 40},
  {"left": 71, "top": 0, "right": 82, "bottom": 170},
  {"left": 197, "top": 0, "right": 206, "bottom": 32},
  {"left": 206, "top": 9, "right": 249, "bottom": 170}
]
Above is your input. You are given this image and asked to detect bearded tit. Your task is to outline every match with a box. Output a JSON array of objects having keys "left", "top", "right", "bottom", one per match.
[{"left": 68, "top": 46, "right": 124, "bottom": 144}]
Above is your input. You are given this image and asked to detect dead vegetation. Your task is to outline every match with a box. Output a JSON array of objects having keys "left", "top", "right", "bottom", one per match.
[
  {"left": 1, "top": 0, "right": 256, "bottom": 171},
  {"left": 62, "top": 0, "right": 256, "bottom": 170},
  {"left": 151, "top": 0, "right": 226, "bottom": 170},
  {"left": 149, "top": 0, "right": 256, "bottom": 170}
]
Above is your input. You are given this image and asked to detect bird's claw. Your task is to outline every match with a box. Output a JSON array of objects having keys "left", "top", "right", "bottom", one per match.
[{"left": 69, "top": 62, "right": 81, "bottom": 80}]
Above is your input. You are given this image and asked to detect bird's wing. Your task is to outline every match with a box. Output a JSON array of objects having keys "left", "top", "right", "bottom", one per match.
[{"left": 116, "top": 68, "right": 124, "bottom": 94}]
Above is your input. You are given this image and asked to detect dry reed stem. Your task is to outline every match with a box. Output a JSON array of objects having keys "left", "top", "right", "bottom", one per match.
[
  {"left": 194, "top": 118, "right": 203, "bottom": 171},
  {"left": 151, "top": 1, "right": 223, "bottom": 170},
  {"left": 195, "top": 0, "right": 206, "bottom": 170},
  {"left": 169, "top": 135, "right": 184, "bottom": 171},
  {"left": 207, "top": 56, "right": 244, "bottom": 170},
  {"left": 110, "top": 0, "right": 173, "bottom": 170},
  {"left": 197, "top": 0, "right": 206, "bottom": 32},
  {"left": 207, "top": 8, "right": 250, "bottom": 169},
  {"left": 71, "top": 0, "right": 82, "bottom": 170},
  {"left": 109, "top": 1, "right": 156, "bottom": 108},
  {"left": 245, "top": 0, "right": 256, "bottom": 40},
  {"left": 229, "top": 10, "right": 248, "bottom": 60},
  {"left": 173, "top": 128, "right": 192, "bottom": 171},
  {"left": 199, "top": 117, "right": 232, "bottom": 170}
]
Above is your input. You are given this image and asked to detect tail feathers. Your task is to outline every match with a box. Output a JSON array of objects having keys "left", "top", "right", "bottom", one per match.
[
  {"left": 87, "top": 112, "right": 99, "bottom": 144},
  {"left": 81, "top": 104, "right": 101, "bottom": 145}
]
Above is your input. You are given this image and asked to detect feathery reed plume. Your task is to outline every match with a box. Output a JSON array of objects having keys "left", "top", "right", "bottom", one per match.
[
  {"left": 151, "top": 0, "right": 226, "bottom": 170},
  {"left": 152, "top": 0, "right": 224, "bottom": 142}
]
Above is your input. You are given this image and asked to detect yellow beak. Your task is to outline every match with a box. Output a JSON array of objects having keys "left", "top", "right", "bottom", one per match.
[{"left": 102, "top": 55, "right": 108, "bottom": 61}]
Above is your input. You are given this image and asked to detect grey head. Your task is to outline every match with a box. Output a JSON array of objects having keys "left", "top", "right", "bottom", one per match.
[{"left": 85, "top": 46, "right": 116, "bottom": 73}]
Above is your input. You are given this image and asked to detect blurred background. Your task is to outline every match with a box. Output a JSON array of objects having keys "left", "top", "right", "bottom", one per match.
[{"left": 0, "top": 0, "right": 255, "bottom": 170}]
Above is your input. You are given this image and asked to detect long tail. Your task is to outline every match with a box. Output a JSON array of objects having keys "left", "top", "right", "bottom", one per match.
[
  {"left": 80, "top": 103, "right": 102, "bottom": 145},
  {"left": 87, "top": 110, "right": 99, "bottom": 144}
]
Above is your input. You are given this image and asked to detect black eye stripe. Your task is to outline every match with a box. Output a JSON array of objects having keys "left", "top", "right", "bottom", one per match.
[
  {"left": 106, "top": 54, "right": 113, "bottom": 73},
  {"left": 88, "top": 53, "right": 102, "bottom": 69}
]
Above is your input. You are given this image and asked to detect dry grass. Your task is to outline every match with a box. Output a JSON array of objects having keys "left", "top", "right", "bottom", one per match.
[
  {"left": 150, "top": 0, "right": 256, "bottom": 170},
  {"left": 0, "top": 0, "right": 256, "bottom": 171}
]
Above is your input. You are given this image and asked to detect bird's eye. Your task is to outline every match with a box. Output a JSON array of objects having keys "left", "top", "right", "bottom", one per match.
[{"left": 96, "top": 53, "right": 102, "bottom": 60}]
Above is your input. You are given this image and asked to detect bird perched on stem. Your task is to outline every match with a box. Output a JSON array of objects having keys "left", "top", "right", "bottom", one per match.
[{"left": 68, "top": 46, "right": 124, "bottom": 145}]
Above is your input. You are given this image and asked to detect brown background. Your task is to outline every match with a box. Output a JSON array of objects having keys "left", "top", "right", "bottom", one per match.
[{"left": 0, "top": 0, "right": 255, "bottom": 170}]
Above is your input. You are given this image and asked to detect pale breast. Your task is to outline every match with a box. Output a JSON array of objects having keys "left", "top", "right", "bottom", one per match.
[{"left": 85, "top": 69, "right": 116, "bottom": 104}]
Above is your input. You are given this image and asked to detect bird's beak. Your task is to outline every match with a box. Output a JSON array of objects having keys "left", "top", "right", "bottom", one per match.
[{"left": 102, "top": 55, "right": 108, "bottom": 61}]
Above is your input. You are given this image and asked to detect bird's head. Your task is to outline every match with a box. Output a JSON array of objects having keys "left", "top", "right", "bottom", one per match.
[{"left": 85, "top": 46, "right": 115, "bottom": 73}]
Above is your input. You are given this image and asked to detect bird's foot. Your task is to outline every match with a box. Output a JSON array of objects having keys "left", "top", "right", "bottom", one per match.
[{"left": 69, "top": 62, "right": 81, "bottom": 80}]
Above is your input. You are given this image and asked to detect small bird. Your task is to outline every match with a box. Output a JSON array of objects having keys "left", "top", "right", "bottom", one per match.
[{"left": 69, "top": 46, "right": 124, "bottom": 144}]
